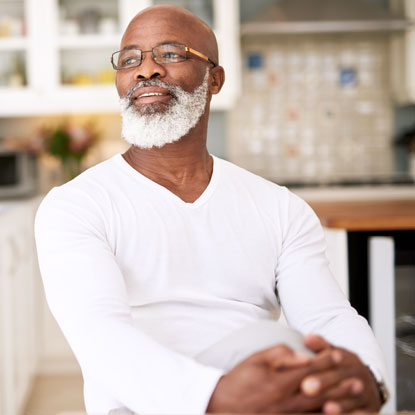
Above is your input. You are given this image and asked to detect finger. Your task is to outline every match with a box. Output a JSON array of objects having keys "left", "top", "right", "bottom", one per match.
[
  {"left": 272, "top": 378, "right": 360, "bottom": 414},
  {"left": 323, "top": 377, "right": 365, "bottom": 401},
  {"left": 272, "top": 391, "right": 328, "bottom": 414},
  {"left": 323, "top": 396, "right": 367, "bottom": 415},
  {"left": 323, "top": 401, "right": 343, "bottom": 415},
  {"left": 270, "top": 348, "right": 341, "bottom": 394},
  {"left": 322, "top": 380, "right": 367, "bottom": 415},
  {"left": 248, "top": 343, "right": 295, "bottom": 365},
  {"left": 270, "top": 351, "right": 312, "bottom": 370},
  {"left": 304, "top": 334, "right": 332, "bottom": 353},
  {"left": 301, "top": 367, "right": 362, "bottom": 396},
  {"left": 303, "top": 347, "right": 342, "bottom": 375}
]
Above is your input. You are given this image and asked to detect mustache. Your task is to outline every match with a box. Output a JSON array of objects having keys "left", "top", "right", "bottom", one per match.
[{"left": 125, "top": 79, "right": 179, "bottom": 101}]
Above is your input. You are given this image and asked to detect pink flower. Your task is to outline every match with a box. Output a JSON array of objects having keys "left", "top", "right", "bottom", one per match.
[{"left": 65, "top": 124, "right": 94, "bottom": 153}]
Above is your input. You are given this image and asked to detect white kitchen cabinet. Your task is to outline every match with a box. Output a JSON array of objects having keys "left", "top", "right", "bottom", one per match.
[
  {"left": 0, "top": 0, "right": 240, "bottom": 116},
  {"left": 390, "top": 0, "right": 415, "bottom": 104},
  {"left": 0, "top": 201, "right": 39, "bottom": 415},
  {"left": 0, "top": 197, "right": 81, "bottom": 415}
]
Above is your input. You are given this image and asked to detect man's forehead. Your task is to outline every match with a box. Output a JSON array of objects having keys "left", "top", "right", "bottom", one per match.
[
  {"left": 121, "top": 20, "right": 196, "bottom": 49},
  {"left": 132, "top": 5, "right": 200, "bottom": 25},
  {"left": 121, "top": 6, "right": 217, "bottom": 61}
]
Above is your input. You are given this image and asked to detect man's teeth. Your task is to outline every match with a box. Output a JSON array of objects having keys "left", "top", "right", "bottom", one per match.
[{"left": 139, "top": 92, "right": 167, "bottom": 98}]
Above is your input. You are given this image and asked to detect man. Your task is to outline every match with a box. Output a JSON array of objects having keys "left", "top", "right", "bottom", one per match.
[{"left": 35, "top": 5, "right": 389, "bottom": 414}]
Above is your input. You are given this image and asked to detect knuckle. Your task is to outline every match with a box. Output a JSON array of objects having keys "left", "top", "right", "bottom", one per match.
[{"left": 274, "top": 344, "right": 294, "bottom": 354}]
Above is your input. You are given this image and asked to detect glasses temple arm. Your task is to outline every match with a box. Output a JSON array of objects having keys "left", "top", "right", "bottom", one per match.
[{"left": 186, "top": 46, "right": 217, "bottom": 67}]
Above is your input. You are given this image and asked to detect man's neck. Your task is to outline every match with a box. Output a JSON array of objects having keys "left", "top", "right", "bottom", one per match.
[{"left": 122, "top": 121, "right": 214, "bottom": 203}]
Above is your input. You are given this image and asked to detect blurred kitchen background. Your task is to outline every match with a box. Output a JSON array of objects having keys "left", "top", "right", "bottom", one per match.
[{"left": 0, "top": 0, "right": 414, "bottom": 414}]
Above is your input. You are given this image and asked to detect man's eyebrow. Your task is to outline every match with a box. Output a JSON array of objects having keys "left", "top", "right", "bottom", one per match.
[
  {"left": 121, "top": 44, "right": 140, "bottom": 50},
  {"left": 121, "top": 41, "right": 184, "bottom": 51},
  {"left": 159, "top": 41, "right": 183, "bottom": 46}
]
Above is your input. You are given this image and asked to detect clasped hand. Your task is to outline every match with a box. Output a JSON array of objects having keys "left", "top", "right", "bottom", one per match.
[{"left": 207, "top": 334, "right": 381, "bottom": 414}]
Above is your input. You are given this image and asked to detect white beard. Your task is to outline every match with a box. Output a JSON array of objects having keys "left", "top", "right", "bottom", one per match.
[{"left": 119, "top": 68, "right": 209, "bottom": 149}]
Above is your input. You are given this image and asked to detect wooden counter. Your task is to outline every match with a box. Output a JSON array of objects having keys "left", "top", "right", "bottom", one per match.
[{"left": 309, "top": 199, "right": 415, "bottom": 231}]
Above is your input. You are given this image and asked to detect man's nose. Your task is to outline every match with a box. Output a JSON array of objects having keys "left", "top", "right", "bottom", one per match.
[{"left": 133, "top": 52, "right": 166, "bottom": 80}]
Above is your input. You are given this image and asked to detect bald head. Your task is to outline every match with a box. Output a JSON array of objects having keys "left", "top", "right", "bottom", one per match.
[{"left": 122, "top": 4, "right": 219, "bottom": 65}]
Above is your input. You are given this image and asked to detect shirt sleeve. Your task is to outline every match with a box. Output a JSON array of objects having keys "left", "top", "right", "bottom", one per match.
[
  {"left": 275, "top": 191, "right": 389, "bottom": 390},
  {"left": 35, "top": 185, "right": 223, "bottom": 415}
]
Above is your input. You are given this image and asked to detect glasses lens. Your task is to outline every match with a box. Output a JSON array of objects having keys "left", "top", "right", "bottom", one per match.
[
  {"left": 113, "top": 49, "right": 142, "bottom": 69},
  {"left": 153, "top": 44, "right": 186, "bottom": 64}
]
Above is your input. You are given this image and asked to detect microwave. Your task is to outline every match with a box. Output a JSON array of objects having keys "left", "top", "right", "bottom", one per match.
[{"left": 0, "top": 148, "right": 37, "bottom": 199}]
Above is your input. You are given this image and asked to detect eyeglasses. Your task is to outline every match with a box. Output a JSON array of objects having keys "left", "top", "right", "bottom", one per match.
[{"left": 111, "top": 43, "right": 217, "bottom": 70}]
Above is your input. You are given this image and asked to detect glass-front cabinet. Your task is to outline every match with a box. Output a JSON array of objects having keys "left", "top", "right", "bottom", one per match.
[
  {"left": 0, "top": 0, "right": 240, "bottom": 116},
  {"left": 152, "top": 0, "right": 214, "bottom": 28},
  {"left": 58, "top": 0, "right": 120, "bottom": 86},
  {"left": 0, "top": 0, "right": 27, "bottom": 88}
]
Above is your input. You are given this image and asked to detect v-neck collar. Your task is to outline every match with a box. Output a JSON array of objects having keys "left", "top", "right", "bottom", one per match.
[{"left": 115, "top": 153, "right": 221, "bottom": 208}]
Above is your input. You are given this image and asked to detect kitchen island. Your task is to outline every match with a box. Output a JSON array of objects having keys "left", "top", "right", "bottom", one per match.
[
  {"left": 293, "top": 189, "right": 415, "bottom": 413},
  {"left": 309, "top": 199, "right": 415, "bottom": 230}
]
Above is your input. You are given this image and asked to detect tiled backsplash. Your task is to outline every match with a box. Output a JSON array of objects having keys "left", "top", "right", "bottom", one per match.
[{"left": 229, "top": 33, "right": 395, "bottom": 183}]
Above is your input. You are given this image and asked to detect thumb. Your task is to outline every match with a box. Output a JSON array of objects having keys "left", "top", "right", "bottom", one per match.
[
  {"left": 304, "top": 334, "right": 331, "bottom": 353},
  {"left": 249, "top": 344, "right": 311, "bottom": 369}
]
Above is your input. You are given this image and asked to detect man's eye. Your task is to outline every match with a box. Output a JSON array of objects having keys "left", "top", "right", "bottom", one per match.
[
  {"left": 121, "top": 56, "right": 139, "bottom": 66},
  {"left": 161, "top": 51, "right": 182, "bottom": 59}
]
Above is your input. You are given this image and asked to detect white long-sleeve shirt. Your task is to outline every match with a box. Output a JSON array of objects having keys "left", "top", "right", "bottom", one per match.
[{"left": 35, "top": 154, "right": 387, "bottom": 414}]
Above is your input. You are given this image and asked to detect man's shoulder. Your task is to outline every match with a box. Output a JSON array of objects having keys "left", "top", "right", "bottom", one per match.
[
  {"left": 38, "top": 155, "right": 121, "bottom": 212},
  {"left": 57, "top": 154, "right": 120, "bottom": 191},
  {"left": 216, "top": 157, "right": 288, "bottom": 196},
  {"left": 216, "top": 157, "right": 314, "bottom": 216},
  {"left": 71, "top": 154, "right": 121, "bottom": 186}
]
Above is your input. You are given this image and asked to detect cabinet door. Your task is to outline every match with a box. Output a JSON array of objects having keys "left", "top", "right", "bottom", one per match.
[
  {"left": 0, "top": 211, "right": 19, "bottom": 415},
  {"left": 0, "top": 0, "right": 240, "bottom": 115},
  {"left": 12, "top": 206, "right": 38, "bottom": 412},
  {"left": 0, "top": 204, "right": 39, "bottom": 414},
  {"left": 0, "top": 0, "right": 37, "bottom": 116},
  {"left": 38, "top": 0, "right": 121, "bottom": 114},
  {"left": 0, "top": 0, "right": 27, "bottom": 88}
]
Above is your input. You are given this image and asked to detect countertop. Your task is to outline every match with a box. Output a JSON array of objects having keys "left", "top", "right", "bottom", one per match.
[
  {"left": 308, "top": 199, "right": 415, "bottom": 231},
  {"left": 290, "top": 185, "right": 415, "bottom": 231}
]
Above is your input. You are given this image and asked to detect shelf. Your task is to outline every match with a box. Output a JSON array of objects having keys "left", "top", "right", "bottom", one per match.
[
  {"left": 53, "top": 85, "right": 119, "bottom": 112},
  {"left": 0, "top": 82, "right": 234, "bottom": 115},
  {"left": 241, "top": 20, "right": 411, "bottom": 35},
  {"left": 58, "top": 34, "right": 121, "bottom": 49},
  {"left": 0, "top": 85, "right": 120, "bottom": 116},
  {"left": 0, "top": 87, "right": 36, "bottom": 116},
  {"left": 0, "top": 86, "right": 27, "bottom": 92},
  {"left": 0, "top": 37, "right": 27, "bottom": 51},
  {"left": 0, "top": 0, "right": 240, "bottom": 115}
]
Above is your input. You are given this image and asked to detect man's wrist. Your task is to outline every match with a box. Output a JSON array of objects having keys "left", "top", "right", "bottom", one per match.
[{"left": 367, "top": 366, "right": 390, "bottom": 405}]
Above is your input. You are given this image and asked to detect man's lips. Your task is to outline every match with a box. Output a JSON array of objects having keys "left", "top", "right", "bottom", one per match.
[{"left": 132, "top": 87, "right": 173, "bottom": 105}]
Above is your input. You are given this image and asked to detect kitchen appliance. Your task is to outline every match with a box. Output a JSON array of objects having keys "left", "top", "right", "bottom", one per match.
[{"left": 0, "top": 147, "right": 37, "bottom": 199}]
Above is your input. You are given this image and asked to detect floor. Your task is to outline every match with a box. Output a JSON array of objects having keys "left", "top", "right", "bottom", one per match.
[{"left": 23, "top": 374, "right": 85, "bottom": 415}]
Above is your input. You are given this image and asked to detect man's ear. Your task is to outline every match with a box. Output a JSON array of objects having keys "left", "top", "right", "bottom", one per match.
[{"left": 209, "top": 66, "right": 225, "bottom": 95}]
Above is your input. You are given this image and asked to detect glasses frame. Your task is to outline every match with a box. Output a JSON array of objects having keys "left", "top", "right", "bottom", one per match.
[{"left": 111, "top": 43, "right": 217, "bottom": 70}]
